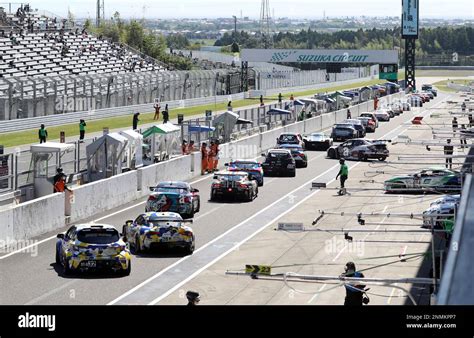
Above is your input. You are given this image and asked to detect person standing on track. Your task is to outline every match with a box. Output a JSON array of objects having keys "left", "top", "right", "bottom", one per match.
[
  {"left": 163, "top": 105, "right": 170, "bottom": 124},
  {"left": 341, "top": 262, "right": 367, "bottom": 306},
  {"left": 336, "top": 158, "right": 349, "bottom": 195},
  {"left": 186, "top": 291, "right": 200, "bottom": 306},
  {"left": 79, "top": 119, "right": 86, "bottom": 142},
  {"left": 133, "top": 112, "right": 140, "bottom": 130},
  {"left": 347, "top": 109, "right": 352, "bottom": 119},
  {"left": 153, "top": 101, "right": 161, "bottom": 120},
  {"left": 38, "top": 124, "right": 48, "bottom": 144},
  {"left": 211, "top": 140, "right": 220, "bottom": 172},
  {"left": 444, "top": 139, "right": 454, "bottom": 170},
  {"left": 208, "top": 141, "right": 216, "bottom": 172},
  {"left": 201, "top": 142, "right": 209, "bottom": 175}
]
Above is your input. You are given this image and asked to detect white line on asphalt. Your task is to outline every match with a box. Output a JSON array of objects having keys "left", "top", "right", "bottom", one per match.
[
  {"left": 24, "top": 280, "right": 77, "bottom": 305},
  {"left": 387, "top": 283, "right": 398, "bottom": 305},
  {"left": 307, "top": 284, "right": 327, "bottom": 304},
  {"left": 111, "top": 99, "right": 436, "bottom": 305}
]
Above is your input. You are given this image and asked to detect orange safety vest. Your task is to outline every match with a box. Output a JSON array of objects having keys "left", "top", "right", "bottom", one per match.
[
  {"left": 201, "top": 147, "right": 208, "bottom": 159},
  {"left": 54, "top": 180, "right": 66, "bottom": 193}
]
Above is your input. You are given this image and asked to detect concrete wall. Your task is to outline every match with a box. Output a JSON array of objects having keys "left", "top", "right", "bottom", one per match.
[
  {"left": 68, "top": 170, "right": 140, "bottom": 223},
  {"left": 0, "top": 193, "right": 65, "bottom": 243}
]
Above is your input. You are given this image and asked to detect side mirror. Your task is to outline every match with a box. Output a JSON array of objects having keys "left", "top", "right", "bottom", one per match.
[
  {"left": 213, "top": 175, "right": 218, "bottom": 180},
  {"left": 224, "top": 163, "right": 229, "bottom": 167},
  {"left": 261, "top": 153, "right": 266, "bottom": 157},
  {"left": 149, "top": 187, "right": 156, "bottom": 192},
  {"left": 125, "top": 220, "right": 133, "bottom": 225},
  {"left": 57, "top": 234, "right": 64, "bottom": 239},
  {"left": 192, "top": 189, "right": 200, "bottom": 193}
]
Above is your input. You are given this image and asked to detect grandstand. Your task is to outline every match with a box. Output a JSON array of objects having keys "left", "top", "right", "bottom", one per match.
[{"left": 0, "top": 6, "right": 162, "bottom": 79}]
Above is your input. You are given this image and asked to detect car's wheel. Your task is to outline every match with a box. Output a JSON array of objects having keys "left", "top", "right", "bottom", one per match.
[
  {"left": 134, "top": 235, "right": 142, "bottom": 254},
  {"left": 358, "top": 152, "right": 366, "bottom": 162},
  {"left": 378, "top": 157, "right": 387, "bottom": 162},
  {"left": 122, "top": 261, "right": 131, "bottom": 276},
  {"left": 195, "top": 199, "right": 201, "bottom": 213},
  {"left": 63, "top": 258, "right": 72, "bottom": 276},
  {"left": 55, "top": 248, "right": 60, "bottom": 265},
  {"left": 289, "top": 170, "right": 296, "bottom": 178},
  {"left": 246, "top": 190, "right": 253, "bottom": 202},
  {"left": 328, "top": 148, "right": 337, "bottom": 159},
  {"left": 184, "top": 240, "right": 195, "bottom": 255},
  {"left": 210, "top": 191, "right": 217, "bottom": 201},
  {"left": 122, "top": 226, "right": 128, "bottom": 242}
]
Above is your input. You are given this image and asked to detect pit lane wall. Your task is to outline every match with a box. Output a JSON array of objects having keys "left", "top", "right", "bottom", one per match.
[{"left": 0, "top": 93, "right": 403, "bottom": 243}]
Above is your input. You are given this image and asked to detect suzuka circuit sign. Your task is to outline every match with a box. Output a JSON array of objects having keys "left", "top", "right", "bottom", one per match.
[{"left": 241, "top": 49, "right": 398, "bottom": 64}]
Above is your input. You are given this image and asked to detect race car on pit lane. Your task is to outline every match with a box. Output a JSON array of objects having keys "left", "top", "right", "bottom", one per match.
[
  {"left": 261, "top": 149, "right": 297, "bottom": 177},
  {"left": 374, "top": 110, "right": 391, "bottom": 122},
  {"left": 359, "top": 112, "right": 379, "bottom": 128},
  {"left": 276, "top": 133, "right": 305, "bottom": 149},
  {"left": 327, "top": 139, "right": 389, "bottom": 161},
  {"left": 145, "top": 181, "right": 200, "bottom": 219},
  {"left": 277, "top": 144, "right": 308, "bottom": 168},
  {"left": 422, "top": 195, "right": 460, "bottom": 229},
  {"left": 210, "top": 171, "right": 259, "bottom": 202},
  {"left": 357, "top": 116, "right": 377, "bottom": 133},
  {"left": 56, "top": 224, "right": 131, "bottom": 276},
  {"left": 226, "top": 159, "right": 264, "bottom": 186},
  {"left": 303, "top": 132, "right": 333, "bottom": 151},
  {"left": 384, "top": 168, "right": 462, "bottom": 193},
  {"left": 123, "top": 212, "right": 195, "bottom": 255},
  {"left": 331, "top": 123, "right": 358, "bottom": 142}
]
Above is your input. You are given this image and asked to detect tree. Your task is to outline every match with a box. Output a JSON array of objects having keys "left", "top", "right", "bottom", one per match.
[{"left": 126, "top": 20, "right": 145, "bottom": 51}]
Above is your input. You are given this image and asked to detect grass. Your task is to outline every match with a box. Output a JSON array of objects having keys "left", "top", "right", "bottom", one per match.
[
  {"left": 433, "top": 79, "right": 472, "bottom": 93},
  {"left": 0, "top": 77, "right": 382, "bottom": 148}
]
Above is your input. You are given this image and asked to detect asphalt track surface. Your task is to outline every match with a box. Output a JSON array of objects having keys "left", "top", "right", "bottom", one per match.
[{"left": 0, "top": 92, "right": 448, "bottom": 305}]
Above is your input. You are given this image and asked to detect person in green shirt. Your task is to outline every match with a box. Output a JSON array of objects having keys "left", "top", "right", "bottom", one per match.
[
  {"left": 336, "top": 158, "right": 349, "bottom": 195},
  {"left": 38, "top": 124, "right": 48, "bottom": 144},
  {"left": 79, "top": 119, "right": 86, "bottom": 142}
]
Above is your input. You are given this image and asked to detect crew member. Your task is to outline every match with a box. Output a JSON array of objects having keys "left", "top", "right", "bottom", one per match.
[
  {"left": 336, "top": 158, "right": 349, "bottom": 195},
  {"left": 452, "top": 117, "right": 458, "bottom": 132},
  {"left": 208, "top": 141, "right": 216, "bottom": 172},
  {"left": 79, "top": 119, "right": 86, "bottom": 142},
  {"left": 186, "top": 291, "right": 200, "bottom": 306},
  {"left": 211, "top": 140, "right": 220, "bottom": 171},
  {"left": 187, "top": 140, "right": 196, "bottom": 154},
  {"left": 374, "top": 96, "right": 379, "bottom": 110},
  {"left": 181, "top": 140, "right": 189, "bottom": 155},
  {"left": 163, "top": 105, "right": 169, "bottom": 124},
  {"left": 341, "top": 262, "right": 367, "bottom": 306},
  {"left": 133, "top": 112, "right": 140, "bottom": 130},
  {"left": 201, "top": 142, "right": 209, "bottom": 175},
  {"left": 38, "top": 124, "right": 48, "bottom": 144},
  {"left": 227, "top": 101, "right": 233, "bottom": 111},
  {"left": 444, "top": 139, "right": 454, "bottom": 170},
  {"left": 153, "top": 102, "right": 161, "bottom": 120},
  {"left": 347, "top": 109, "right": 352, "bottom": 119},
  {"left": 260, "top": 95, "right": 264, "bottom": 107}
]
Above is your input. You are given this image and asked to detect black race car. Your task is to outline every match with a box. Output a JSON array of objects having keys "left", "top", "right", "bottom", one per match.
[
  {"left": 303, "top": 133, "right": 333, "bottom": 151},
  {"left": 210, "top": 171, "right": 259, "bottom": 202},
  {"left": 261, "top": 149, "right": 296, "bottom": 177},
  {"left": 331, "top": 124, "right": 358, "bottom": 142},
  {"left": 327, "top": 139, "right": 390, "bottom": 161}
]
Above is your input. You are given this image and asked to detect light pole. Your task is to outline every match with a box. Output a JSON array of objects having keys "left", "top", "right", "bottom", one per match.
[{"left": 232, "top": 16, "right": 237, "bottom": 34}]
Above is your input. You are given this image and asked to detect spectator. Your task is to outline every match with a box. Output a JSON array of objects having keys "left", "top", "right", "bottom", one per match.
[
  {"left": 38, "top": 124, "right": 48, "bottom": 143},
  {"left": 460, "top": 124, "right": 468, "bottom": 148},
  {"left": 133, "top": 113, "right": 140, "bottom": 130},
  {"left": 452, "top": 117, "right": 458, "bottom": 132},
  {"left": 444, "top": 139, "right": 454, "bottom": 170}
]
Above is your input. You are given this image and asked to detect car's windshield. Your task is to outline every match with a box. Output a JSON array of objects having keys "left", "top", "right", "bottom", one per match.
[
  {"left": 280, "top": 135, "right": 298, "bottom": 142},
  {"left": 156, "top": 187, "right": 188, "bottom": 194},
  {"left": 216, "top": 174, "right": 247, "bottom": 181},
  {"left": 231, "top": 163, "right": 260, "bottom": 170},
  {"left": 268, "top": 152, "right": 291, "bottom": 159},
  {"left": 77, "top": 229, "right": 120, "bottom": 244},
  {"left": 309, "top": 134, "right": 324, "bottom": 140}
]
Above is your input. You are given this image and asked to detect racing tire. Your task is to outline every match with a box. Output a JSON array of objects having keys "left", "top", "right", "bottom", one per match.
[
  {"left": 358, "top": 152, "right": 367, "bottom": 162},
  {"left": 134, "top": 235, "right": 142, "bottom": 254},
  {"left": 124, "top": 261, "right": 132, "bottom": 276},
  {"left": 63, "top": 259, "right": 72, "bottom": 276},
  {"left": 184, "top": 241, "right": 195, "bottom": 256},
  {"left": 258, "top": 179, "right": 264, "bottom": 187},
  {"left": 378, "top": 157, "right": 387, "bottom": 162},
  {"left": 183, "top": 210, "right": 194, "bottom": 220},
  {"left": 246, "top": 190, "right": 253, "bottom": 202},
  {"left": 328, "top": 149, "right": 337, "bottom": 159},
  {"left": 210, "top": 191, "right": 217, "bottom": 202},
  {"left": 55, "top": 249, "right": 60, "bottom": 265},
  {"left": 195, "top": 200, "right": 201, "bottom": 214},
  {"left": 122, "top": 226, "right": 128, "bottom": 243},
  {"left": 289, "top": 170, "right": 296, "bottom": 178}
]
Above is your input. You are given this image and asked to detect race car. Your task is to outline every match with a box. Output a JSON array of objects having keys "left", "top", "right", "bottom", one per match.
[
  {"left": 331, "top": 124, "right": 358, "bottom": 142},
  {"left": 123, "top": 212, "right": 195, "bottom": 255},
  {"left": 357, "top": 117, "right": 376, "bottom": 133},
  {"left": 327, "top": 139, "right": 389, "bottom": 161},
  {"left": 278, "top": 144, "right": 308, "bottom": 168},
  {"left": 303, "top": 132, "right": 333, "bottom": 151},
  {"left": 261, "top": 149, "right": 296, "bottom": 177},
  {"left": 359, "top": 112, "right": 379, "bottom": 128},
  {"left": 276, "top": 133, "right": 305, "bottom": 148},
  {"left": 374, "top": 110, "right": 391, "bottom": 122},
  {"left": 422, "top": 195, "right": 460, "bottom": 229},
  {"left": 210, "top": 171, "right": 259, "bottom": 202},
  {"left": 226, "top": 159, "right": 264, "bottom": 186},
  {"left": 56, "top": 224, "right": 131, "bottom": 276},
  {"left": 384, "top": 168, "right": 462, "bottom": 193},
  {"left": 145, "top": 181, "right": 200, "bottom": 219}
]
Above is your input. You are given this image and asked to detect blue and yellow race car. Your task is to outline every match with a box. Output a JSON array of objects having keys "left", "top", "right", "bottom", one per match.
[
  {"left": 56, "top": 224, "right": 131, "bottom": 276},
  {"left": 122, "top": 212, "right": 195, "bottom": 255}
]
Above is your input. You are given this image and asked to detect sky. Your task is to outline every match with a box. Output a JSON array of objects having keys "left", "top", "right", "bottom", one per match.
[{"left": 21, "top": 0, "right": 474, "bottom": 19}]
